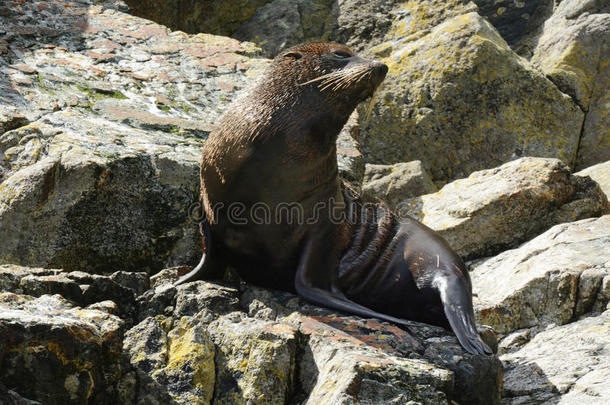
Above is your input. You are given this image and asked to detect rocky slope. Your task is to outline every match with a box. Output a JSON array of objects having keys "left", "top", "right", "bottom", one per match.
[{"left": 1, "top": 0, "right": 609, "bottom": 404}]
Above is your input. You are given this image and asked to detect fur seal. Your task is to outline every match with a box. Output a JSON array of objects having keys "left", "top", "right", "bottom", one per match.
[{"left": 176, "top": 42, "right": 491, "bottom": 355}]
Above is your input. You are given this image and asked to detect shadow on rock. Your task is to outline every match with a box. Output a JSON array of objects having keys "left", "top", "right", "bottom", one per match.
[{"left": 501, "top": 359, "right": 560, "bottom": 405}]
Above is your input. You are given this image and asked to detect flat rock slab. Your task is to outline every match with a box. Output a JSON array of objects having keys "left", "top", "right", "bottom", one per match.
[
  {"left": 472, "top": 215, "right": 610, "bottom": 334},
  {"left": 402, "top": 157, "right": 609, "bottom": 260}
]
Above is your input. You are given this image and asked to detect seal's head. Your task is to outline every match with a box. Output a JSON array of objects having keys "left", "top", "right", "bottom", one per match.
[{"left": 254, "top": 42, "right": 388, "bottom": 123}]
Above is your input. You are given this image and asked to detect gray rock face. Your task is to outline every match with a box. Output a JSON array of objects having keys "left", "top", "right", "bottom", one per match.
[
  {"left": 501, "top": 311, "right": 610, "bottom": 404},
  {"left": 362, "top": 160, "right": 436, "bottom": 208},
  {"left": 123, "top": 0, "right": 274, "bottom": 37},
  {"left": 472, "top": 215, "right": 610, "bottom": 334},
  {"left": 401, "top": 157, "right": 609, "bottom": 260},
  {"left": 232, "top": 0, "right": 337, "bottom": 58},
  {"left": 532, "top": 0, "right": 610, "bottom": 170}
]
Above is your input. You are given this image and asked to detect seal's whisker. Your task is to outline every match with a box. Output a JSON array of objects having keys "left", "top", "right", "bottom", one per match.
[{"left": 300, "top": 71, "right": 346, "bottom": 86}]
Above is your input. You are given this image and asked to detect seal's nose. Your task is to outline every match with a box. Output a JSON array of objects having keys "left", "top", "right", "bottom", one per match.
[
  {"left": 372, "top": 61, "right": 388, "bottom": 81},
  {"left": 378, "top": 63, "right": 388, "bottom": 76}
]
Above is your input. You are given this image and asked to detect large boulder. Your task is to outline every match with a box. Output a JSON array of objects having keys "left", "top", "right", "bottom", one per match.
[
  {"left": 0, "top": 0, "right": 267, "bottom": 273},
  {"left": 0, "top": 116, "right": 203, "bottom": 273},
  {"left": 531, "top": 0, "right": 610, "bottom": 170},
  {"left": 361, "top": 9, "right": 583, "bottom": 184},
  {"left": 471, "top": 215, "right": 610, "bottom": 334},
  {"left": 400, "top": 157, "right": 608, "bottom": 260},
  {"left": 123, "top": 0, "right": 273, "bottom": 37}
]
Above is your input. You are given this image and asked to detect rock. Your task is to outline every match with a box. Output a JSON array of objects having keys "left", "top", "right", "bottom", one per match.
[
  {"left": 336, "top": 110, "right": 365, "bottom": 188},
  {"left": 208, "top": 315, "right": 298, "bottom": 405},
  {"left": 123, "top": 315, "right": 216, "bottom": 405},
  {"left": 400, "top": 157, "right": 609, "bottom": 260},
  {"left": 110, "top": 271, "right": 150, "bottom": 297},
  {"left": 173, "top": 281, "right": 241, "bottom": 319},
  {"left": 362, "top": 160, "right": 436, "bottom": 208},
  {"left": 0, "top": 0, "right": 268, "bottom": 273},
  {"left": 532, "top": 0, "right": 610, "bottom": 170},
  {"left": 123, "top": 0, "right": 273, "bottom": 37},
  {"left": 149, "top": 266, "right": 191, "bottom": 289},
  {"left": 327, "top": 0, "right": 405, "bottom": 52},
  {"left": 298, "top": 327, "right": 452, "bottom": 405},
  {"left": 134, "top": 278, "right": 502, "bottom": 405},
  {"left": 19, "top": 272, "right": 84, "bottom": 303},
  {"left": 500, "top": 310, "right": 610, "bottom": 404},
  {"left": 473, "top": 0, "right": 555, "bottom": 56},
  {"left": 576, "top": 160, "right": 610, "bottom": 200},
  {"left": 361, "top": 8, "right": 583, "bottom": 184},
  {"left": 0, "top": 264, "right": 143, "bottom": 324},
  {"left": 232, "top": 0, "right": 336, "bottom": 58},
  {"left": 242, "top": 286, "right": 503, "bottom": 405},
  {"left": 471, "top": 215, "right": 610, "bottom": 334},
  {"left": 0, "top": 264, "right": 59, "bottom": 292},
  {"left": 0, "top": 293, "right": 125, "bottom": 405}
]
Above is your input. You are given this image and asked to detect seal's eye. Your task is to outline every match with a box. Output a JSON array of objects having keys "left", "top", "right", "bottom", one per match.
[
  {"left": 283, "top": 52, "right": 303, "bottom": 60},
  {"left": 332, "top": 51, "right": 351, "bottom": 59}
]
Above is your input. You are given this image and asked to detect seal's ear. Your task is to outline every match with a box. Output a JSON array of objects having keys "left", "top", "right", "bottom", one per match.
[{"left": 283, "top": 51, "right": 303, "bottom": 60}]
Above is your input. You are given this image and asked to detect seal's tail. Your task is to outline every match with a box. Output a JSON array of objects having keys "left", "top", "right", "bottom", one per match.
[{"left": 438, "top": 277, "right": 493, "bottom": 355}]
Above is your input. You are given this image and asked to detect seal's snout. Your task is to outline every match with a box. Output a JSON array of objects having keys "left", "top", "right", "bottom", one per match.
[{"left": 370, "top": 61, "right": 388, "bottom": 83}]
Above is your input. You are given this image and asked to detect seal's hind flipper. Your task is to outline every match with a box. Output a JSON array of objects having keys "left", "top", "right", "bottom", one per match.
[
  {"left": 296, "top": 281, "right": 417, "bottom": 331},
  {"left": 294, "top": 234, "right": 416, "bottom": 332},
  {"left": 174, "top": 215, "right": 224, "bottom": 286},
  {"left": 439, "top": 280, "right": 492, "bottom": 355}
]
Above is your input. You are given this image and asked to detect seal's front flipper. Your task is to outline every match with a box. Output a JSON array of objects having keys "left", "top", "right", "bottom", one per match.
[
  {"left": 438, "top": 279, "right": 492, "bottom": 355},
  {"left": 174, "top": 216, "right": 224, "bottom": 286},
  {"left": 294, "top": 236, "right": 415, "bottom": 330}
]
